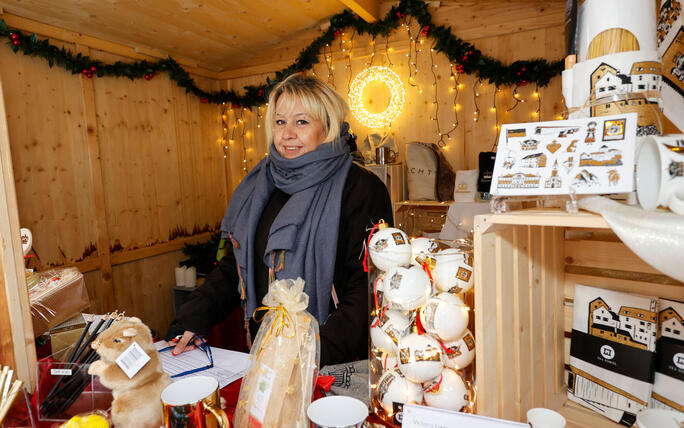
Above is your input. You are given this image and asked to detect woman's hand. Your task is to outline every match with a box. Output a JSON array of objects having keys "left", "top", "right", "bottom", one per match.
[{"left": 170, "top": 330, "right": 202, "bottom": 355}]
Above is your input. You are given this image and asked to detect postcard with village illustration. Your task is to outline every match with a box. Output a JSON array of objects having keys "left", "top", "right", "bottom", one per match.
[
  {"left": 568, "top": 284, "right": 658, "bottom": 426},
  {"left": 490, "top": 113, "right": 637, "bottom": 196}
]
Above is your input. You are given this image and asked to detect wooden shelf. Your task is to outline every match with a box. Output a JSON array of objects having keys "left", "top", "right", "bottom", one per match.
[{"left": 476, "top": 208, "right": 609, "bottom": 230}]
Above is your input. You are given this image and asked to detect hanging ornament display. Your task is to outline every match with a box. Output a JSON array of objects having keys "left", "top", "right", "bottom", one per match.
[
  {"left": 368, "top": 221, "right": 412, "bottom": 272},
  {"left": 423, "top": 368, "right": 469, "bottom": 411},
  {"left": 419, "top": 292, "right": 470, "bottom": 342},
  {"left": 348, "top": 66, "right": 406, "bottom": 129},
  {"left": 367, "top": 221, "right": 475, "bottom": 424}
]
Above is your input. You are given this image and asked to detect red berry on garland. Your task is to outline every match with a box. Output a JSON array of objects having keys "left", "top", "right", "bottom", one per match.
[
  {"left": 257, "top": 89, "right": 263, "bottom": 97},
  {"left": 521, "top": 67, "right": 526, "bottom": 72},
  {"left": 333, "top": 29, "right": 341, "bottom": 37},
  {"left": 421, "top": 25, "right": 430, "bottom": 36},
  {"left": 10, "top": 33, "right": 19, "bottom": 40},
  {"left": 12, "top": 40, "right": 20, "bottom": 46},
  {"left": 232, "top": 104, "right": 240, "bottom": 109},
  {"left": 82, "top": 68, "right": 89, "bottom": 75},
  {"left": 396, "top": 11, "right": 405, "bottom": 19},
  {"left": 200, "top": 97, "right": 209, "bottom": 103},
  {"left": 144, "top": 73, "right": 154, "bottom": 80}
]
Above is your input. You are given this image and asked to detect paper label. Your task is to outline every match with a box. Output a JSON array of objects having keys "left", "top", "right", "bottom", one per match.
[
  {"left": 403, "top": 404, "right": 528, "bottom": 427},
  {"left": 50, "top": 368, "right": 72, "bottom": 376},
  {"left": 115, "top": 342, "right": 151, "bottom": 379},
  {"left": 248, "top": 365, "right": 276, "bottom": 426}
]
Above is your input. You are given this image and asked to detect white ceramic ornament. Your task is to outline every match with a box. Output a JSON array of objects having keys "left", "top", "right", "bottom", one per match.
[
  {"left": 442, "top": 329, "right": 476, "bottom": 370},
  {"left": 368, "top": 222, "right": 411, "bottom": 272},
  {"left": 433, "top": 248, "right": 474, "bottom": 294},
  {"left": 420, "top": 292, "right": 470, "bottom": 342},
  {"left": 384, "top": 265, "right": 432, "bottom": 311},
  {"left": 370, "top": 310, "right": 412, "bottom": 355},
  {"left": 397, "top": 333, "right": 444, "bottom": 383},
  {"left": 423, "top": 368, "right": 469, "bottom": 411},
  {"left": 376, "top": 369, "right": 423, "bottom": 415},
  {"left": 410, "top": 237, "right": 438, "bottom": 266}
]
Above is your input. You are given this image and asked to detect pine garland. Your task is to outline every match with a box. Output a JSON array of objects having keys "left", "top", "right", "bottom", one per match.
[{"left": 0, "top": 0, "right": 563, "bottom": 106}]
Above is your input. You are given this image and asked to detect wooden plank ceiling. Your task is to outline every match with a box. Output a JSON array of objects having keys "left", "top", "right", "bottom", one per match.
[{"left": 0, "top": 0, "right": 353, "bottom": 72}]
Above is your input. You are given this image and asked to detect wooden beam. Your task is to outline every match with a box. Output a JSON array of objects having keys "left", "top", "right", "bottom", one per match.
[
  {"left": 339, "top": 0, "right": 380, "bottom": 22},
  {"left": 76, "top": 44, "right": 115, "bottom": 314},
  {"left": 0, "top": 76, "right": 37, "bottom": 391},
  {"left": 0, "top": 12, "right": 221, "bottom": 79}
]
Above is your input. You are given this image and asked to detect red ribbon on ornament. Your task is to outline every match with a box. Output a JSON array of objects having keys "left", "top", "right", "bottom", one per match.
[
  {"left": 362, "top": 221, "right": 382, "bottom": 273},
  {"left": 438, "top": 338, "right": 457, "bottom": 356},
  {"left": 423, "top": 373, "right": 443, "bottom": 393}
]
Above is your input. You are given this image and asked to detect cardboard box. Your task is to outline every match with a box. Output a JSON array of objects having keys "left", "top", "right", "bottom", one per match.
[
  {"left": 30, "top": 269, "right": 90, "bottom": 337},
  {"left": 49, "top": 314, "right": 86, "bottom": 361}
]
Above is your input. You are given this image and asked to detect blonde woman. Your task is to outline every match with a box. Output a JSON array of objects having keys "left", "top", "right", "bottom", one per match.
[{"left": 168, "top": 74, "right": 393, "bottom": 366}]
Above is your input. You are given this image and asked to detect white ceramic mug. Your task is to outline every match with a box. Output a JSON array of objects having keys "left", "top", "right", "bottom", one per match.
[
  {"left": 307, "top": 396, "right": 368, "bottom": 428},
  {"left": 636, "top": 134, "right": 684, "bottom": 214},
  {"left": 526, "top": 408, "right": 566, "bottom": 428},
  {"left": 636, "top": 408, "right": 684, "bottom": 428},
  {"left": 161, "top": 376, "right": 229, "bottom": 428}
]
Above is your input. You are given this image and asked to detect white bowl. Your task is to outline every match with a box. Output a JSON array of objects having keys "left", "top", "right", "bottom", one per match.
[{"left": 307, "top": 396, "right": 368, "bottom": 428}]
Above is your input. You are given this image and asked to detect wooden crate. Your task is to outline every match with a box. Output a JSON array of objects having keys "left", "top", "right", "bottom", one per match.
[
  {"left": 473, "top": 209, "right": 684, "bottom": 428},
  {"left": 393, "top": 201, "right": 451, "bottom": 235}
]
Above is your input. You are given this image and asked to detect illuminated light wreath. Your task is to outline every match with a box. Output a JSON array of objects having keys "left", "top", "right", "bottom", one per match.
[{"left": 348, "top": 66, "right": 405, "bottom": 128}]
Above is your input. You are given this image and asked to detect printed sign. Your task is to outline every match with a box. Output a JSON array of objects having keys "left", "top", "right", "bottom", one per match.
[{"left": 491, "top": 114, "right": 637, "bottom": 196}]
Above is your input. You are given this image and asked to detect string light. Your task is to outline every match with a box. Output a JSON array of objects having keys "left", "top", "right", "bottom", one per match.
[
  {"left": 342, "top": 30, "right": 356, "bottom": 94},
  {"left": 324, "top": 43, "right": 335, "bottom": 88},
  {"left": 367, "top": 37, "right": 377, "bottom": 68},
  {"left": 220, "top": 103, "right": 230, "bottom": 158},
  {"left": 491, "top": 87, "right": 500, "bottom": 151},
  {"left": 238, "top": 108, "right": 248, "bottom": 174},
  {"left": 348, "top": 66, "right": 405, "bottom": 128},
  {"left": 385, "top": 36, "right": 394, "bottom": 68},
  {"left": 535, "top": 84, "right": 542, "bottom": 120},
  {"left": 405, "top": 18, "right": 419, "bottom": 91},
  {"left": 472, "top": 79, "right": 481, "bottom": 122}
]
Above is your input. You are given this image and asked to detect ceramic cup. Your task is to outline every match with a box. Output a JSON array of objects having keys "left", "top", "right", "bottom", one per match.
[
  {"left": 375, "top": 147, "right": 397, "bottom": 164},
  {"left": 636, "top": 134, "right": 684, "bottom": 214},
  {"left": 526, "top": 408, "right": 566, "bottom": 428},
  {"left": 635, "top": 408, "right": 684, "bottom": 428},
  {"left": 161, "top": 376, "right": 229, "bottom": 428},
  {"left": 307, "top": 396, "right": 368, "bottom": 428}
]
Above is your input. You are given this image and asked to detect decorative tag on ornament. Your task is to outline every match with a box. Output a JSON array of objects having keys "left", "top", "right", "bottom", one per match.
[
  {"left": 433, "top": 249, "right": 474, "bottom": 294},
  {"left": 410, "top": 237, "right": 438, "bottom": 267},
  {"left": 115, "top": 341, "right": 150, "bottom": 379}
]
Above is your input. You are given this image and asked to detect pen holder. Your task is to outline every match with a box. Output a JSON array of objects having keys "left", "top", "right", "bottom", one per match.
[{"left": 36, "top": 348, "right": 112, "bottom": 422}]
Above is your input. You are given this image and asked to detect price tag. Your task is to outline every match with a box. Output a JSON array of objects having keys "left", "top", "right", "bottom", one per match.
[
  {"left": 50, "top": 369, "right": 72, "bottom": 376},
  {"left": 115, "top": 342, "right": 151, "bottom": 379},
  {"left": 248, "top": 365, "right": 276, "bottom": 428},
  {"left": 403, "top": 404, "right": 528, "bottom": 428}
]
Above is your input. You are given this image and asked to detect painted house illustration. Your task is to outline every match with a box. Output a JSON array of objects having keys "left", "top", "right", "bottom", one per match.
[
  {"left": 659, "top": 306, "right": 684, "bottom": 341},
  {"left": 520, "top": 153, "right": 547, "bottom": 168},
  {"left": 497, "top": 173, "right": 540, "bottom": 189},
  {"left": 590, "top": 63, "right": 663, "bottom": 136},
  {"left": 580, "top": 145, "right": 623, "bottom": 167},
  {"left": 657, "top": 0, "right": 682, "bottom": 44},
  {"left": 544, "top": 161, "right": 562, "bottom": 188},
  {"left": 589, "top": 297, "right": 657, "bottom": 351},
  {"left": 520, "top": 139, "right": 540, "bottom": 150}
]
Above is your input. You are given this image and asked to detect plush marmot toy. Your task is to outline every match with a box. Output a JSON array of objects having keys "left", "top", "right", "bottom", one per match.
[{"left": 88, "top": 317, "right": 171, "bottom": 428}]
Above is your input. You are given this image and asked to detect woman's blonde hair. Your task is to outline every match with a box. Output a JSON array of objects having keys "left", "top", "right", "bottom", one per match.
[{"left": 265, "top": 74, "right": 349, "bottom": 144}]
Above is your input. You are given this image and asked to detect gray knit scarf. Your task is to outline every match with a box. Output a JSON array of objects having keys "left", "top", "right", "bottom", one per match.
[{"left": 220, "top": 124, "right": 352, "bottom": 323}]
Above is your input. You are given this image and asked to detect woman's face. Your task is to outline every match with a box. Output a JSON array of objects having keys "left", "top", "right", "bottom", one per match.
[{"left": 273, "top": 95, "right": 327, "bottom": 159}]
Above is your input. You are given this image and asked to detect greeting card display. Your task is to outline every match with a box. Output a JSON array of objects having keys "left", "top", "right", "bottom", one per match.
[
  {"left": 366, "top": 220, "right": 474, "bottom": 425},
  {"left": 568, "top": 284, "right": 658, "bottom": 426},
  {"left": 491, "top": 114, "right": 637, "bottom": 196}
]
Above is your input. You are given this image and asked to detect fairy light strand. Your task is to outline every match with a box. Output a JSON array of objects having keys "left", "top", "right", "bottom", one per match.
[
  {"left": 473, "top": 78, "right": 481, "bottom": 122},
  {"left": 385, "top": 36, "right": 394, "bottom": 68},
  {"left": 324, "top": 43, "right": 335, "bottom": 88},
  {"left": 220, "top": 103, "right": 229, "bottom": 158},
  {"left": 492, "top": 87, "right": 500, "bottom": 151},
  {"left": 366, "top": 37, "right": 377, "bottom": 68},
  {"left": 344, "top": 31, "right": 355, "bottom": 94}
]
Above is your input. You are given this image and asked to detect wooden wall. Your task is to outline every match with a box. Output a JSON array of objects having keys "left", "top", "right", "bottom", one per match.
[
  {"left": 0, "top": 1, "right": 568, "bottom": 336},
  {"left": 0, "top": 23, "right": 227, "bottom": 335},
  {"left": 222, "top": 1, "right": 567, "bottom": 187}
]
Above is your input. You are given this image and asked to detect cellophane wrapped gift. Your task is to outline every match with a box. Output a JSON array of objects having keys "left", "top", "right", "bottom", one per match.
[
  {"left": 234, "top": 278, "right": 320, "bottom": 428},
  {"left": 367, "top": 220, "right": 476, "bottom": 425}
]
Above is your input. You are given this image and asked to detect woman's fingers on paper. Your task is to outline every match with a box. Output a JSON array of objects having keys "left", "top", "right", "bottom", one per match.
[{"left": 173, "top": 330, "right": 197, "bottom": 355}]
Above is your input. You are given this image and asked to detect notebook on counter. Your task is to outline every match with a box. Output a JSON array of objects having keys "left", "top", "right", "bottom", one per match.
[{"left": 568, "top": 284, "right": 658, "bottom": 426}]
